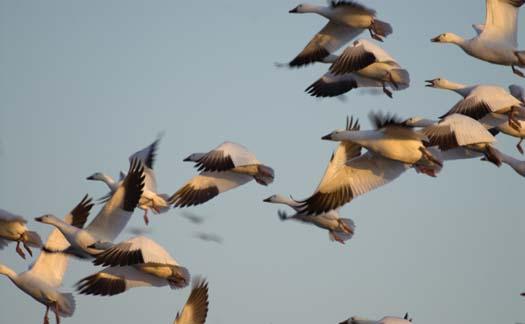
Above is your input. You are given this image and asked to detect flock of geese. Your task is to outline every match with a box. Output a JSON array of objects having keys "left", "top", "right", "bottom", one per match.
[{"left": 2, "top": 0, "right": 525, "bottom": 323}]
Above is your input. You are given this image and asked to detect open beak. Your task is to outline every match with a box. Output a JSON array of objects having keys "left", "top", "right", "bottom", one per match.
[
  {"left": 321, "top": 133, "right": 333, "bottom": 140},
  {"left": 430, "top": 35, "right": 440, "bottom": 42},
  {"left": 34, "top": 216, "right": 44, "bottom": 223},
  {"left": 289, "top": 6, "right": 298, "bottom": 13},
  {"left": 424, "top": 80, "right": 435, "bottom": 87}
]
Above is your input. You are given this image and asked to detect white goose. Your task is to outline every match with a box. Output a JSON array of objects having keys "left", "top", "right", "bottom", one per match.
[
  {"left": 425, "top": 78, "right": 524, "bottom": 130},
  {"left": 431, "top": 0, "right": 525, "bottom": 77},
  {"left": 0, "top": 196, "right": 93, "bottom": 324},
  {"left": 76, "top": 236, "right": 189, "bottom": 296},
  {"left": 306, "top": 39, "right": 409, "bottom": 98},
  {"left": 174, "top": 277, "right": 209, "bottom": 324},
  {"left": 35, "top": 159, "right": 145, "bottom": 259},
  {"left": 292, "top": 116, "right": 413, "bottom": 215},
  {"left": 403, "top": 114, "right": 501, "bottom": 166},
  {"left": 0, "top": 209, "right": 42, "bottom": 259},
  {"left": 483, "top": 146, "right": 525, "bottom": 176},
  {"left": 286, "top": 1, "right": 392, "bottom": 67},
  {"left": 170, "top": 142, "right": 274, "bottom": 207},
  {"left": 87, "top": 137, "right": 169, "bottom": 225},
  {"left": 263, "top": 194, "right": 355, "bottom": 244},
  {"left": 340, "top": 313, "right": 412, "bottom": 324}
]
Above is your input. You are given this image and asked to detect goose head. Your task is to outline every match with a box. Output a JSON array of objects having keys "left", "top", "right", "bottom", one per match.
[
  {"left": 263, "top": 194, "right": 290, "bottom": 204},
  {"left": 425, "top": 77, "right": 454, "bottom": 89},
  {"left": 183, "top": 153, "right": 200, "bottom": 162},
  {"left": 430, "top": 32, "right": 463, "bottom": 44},
  {"left": 34, "top": 214, "right": 60, "bottom": 225},
  {"left": 321, "top": 129, "right": 346, "bottom": 141},
  {"left": 289, "top": 4, "right": 318, "bottom": 13}
]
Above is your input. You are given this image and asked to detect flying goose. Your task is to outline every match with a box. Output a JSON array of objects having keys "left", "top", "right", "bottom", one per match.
[
  {"left": 286, "top": 1, "right": 392, "bottom": 67},
  {"left": 0, "top": 209, "right": 43, "bottom": 259},
  {"left": 87, "top": 138, "right": 169, "bottom": 225},
  {"left": 170, "top": 142, "right": 274, "bottom": 208},
  {"left": 174, "top": 277, "right": 209, "bottom": 324},
  {"left": 425, "top": 78, "right": 524, "bottom": 130},
  {"left": 290, "top": 116, "right": 413, "bottom": 215},
  {"left": 193, "top": 232, "right": 223, "bottom": 244},
  {"left": 431, "top": 0, "right": 525, "bottom": 77},
  {"left": 0, "top": 196, "right": 93, "bottom": 324},
  {"left": 340, "top": 313, "right": 412, "bottom": 324},
  {"left": 479, "top": 112, "right": 525, "bottom": 153},
  {"left": 307, "top": 39, "right": 410, "bottom": 98},
  {"left": 481, "top": 146, "right": 525, "bottom": 176},
  {"left": 403, "top": 114, "right": 501, "bottom": 166},
  {"left": 35, "top": 159, "right": 145, "bottom": 259},
  {"left": 76, "top": 236, "right": 189, "bottom": 296},
  {"left": 263, "top": 194, "right": 355, "bottom": 244}
]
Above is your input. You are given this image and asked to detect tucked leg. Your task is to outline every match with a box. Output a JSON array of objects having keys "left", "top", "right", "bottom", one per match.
[
  {"left": 15, "top": 241, "right": 26, "bottom": 259},
  {"left": 143, "top": 209, "right": 149, "bottom": 226},
  {"left": 508, "top": 106, "right": 521, "bottom": 131},
  {"left": 368, "top": 28, "right": 383, "bottom": 42},
  {"left": 54, "top": 302, "right": 60, "bottom": 324},
  {"left": 23, "top": 242, "right": 33, "bottom": 257},
  {"left": 382, "top": 82, "right": 393, "bottom": 98},
  {"left": 518, "top": 138, "right": 524, "bottom": 155},
  {"left": 43, "top": 306, "right": 50, "bottom": 324},
  {"left": 512, "top": 65, "right": 525, "bottom": 78}
]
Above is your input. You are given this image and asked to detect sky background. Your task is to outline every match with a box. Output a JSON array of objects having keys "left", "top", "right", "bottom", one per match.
[{"left": 1, "top": 1, "right": 524, "bottom": 323}]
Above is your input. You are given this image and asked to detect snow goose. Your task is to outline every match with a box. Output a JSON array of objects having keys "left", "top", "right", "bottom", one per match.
[
  {"left": 88, "top": 137, "right": 169, "bottom": 225},
  {"left": 170, "top": 142, "right": 274, "bottom": 207},
  {"left": 286, "top": 1, "right": 392, "bottom": 67},
  {"left": 481, "top": 146, "right": 525, "bottom": 176},
  {"left": 292, "top": 116, "right": 412, "bottom": 215},
  {"left": 479, "top": 112, "right": 525, "bottom": 153},
  {"left": 322, "top": 112, "right": 443, "bottom": 171},
  {"left": 340, "top": 313, "right": 412, "bottom": 324},
  {"left": 0, "top": 195, "right": 93, "bottom": 324},
  {"left": 403, "top": 114, "right": 501, "bottom": 166},
  {"left": 35, "top": 159, "right": 145, "bottom": 259},
  {"left": 174, "top": 277, "right": 209, "bottom": 324},
  {"left": 0, "top": 209, "right": 42, "bottom": 259},
  {"left": 76, "top": 236, "right": 189, "bottom": 296},
  {"left": 307, "top": 39, "right": 410, "bottom": 98},
  {"left": 425, "top": 78, "right": 524, "bottom": 130},
  {"left": 194, "top": 232, "right": 223, "bottom": 244},
  {"left": 431, "top": 0, "right": 525, "bottom": 77},
  {"left": 263, "top": 194, "right": 355, "bottom": 244}
]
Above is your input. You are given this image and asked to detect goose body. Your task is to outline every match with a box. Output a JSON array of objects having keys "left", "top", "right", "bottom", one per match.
[
  {"left": 404, "top": 114, "right": 501, "bottom": 166},
  {"left": 36, "top": 159, "right": 145, "bottom": 259},
  {"left": 307, "top": 40, "right": 409, "bottom": 98},
  {"left": 426, "top": 78, "right": 524, "bottom": 129},
  {"left": 0, "top": 196, "right": 93, "bottom": 324},
  {"left": 170, "top": 142, "right": 274, "bottom": 207},
  {"left": 431, "top": 0, "right": 525, "bottom": 77},
  {"left": 287, "top": 1, "right": 392, "bottom": 67},
  {"left": 77, "top": 236, "right": 189, "bottom": 296},
  {"left": 263, "top": 194, "right": 355, "bottom": 244},
  {"left": 0, "top": 209, "right": 42, "bottom": 259}
]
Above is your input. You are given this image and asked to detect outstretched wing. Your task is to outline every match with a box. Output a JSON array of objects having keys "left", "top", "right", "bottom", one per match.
[{"left": 174, "top": 277, "right": 209, "bottom": 324}]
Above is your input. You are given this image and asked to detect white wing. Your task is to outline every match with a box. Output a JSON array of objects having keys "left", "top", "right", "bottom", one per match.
[
  {"left": 86, "top": 159, "right": 145, "bottom": 242},
  {"left": 170, "top": 171, "right": 253, "bottom": 208},
  {"left": 174, "top": 277, "right": 209, "bottom": 324},
  {"left": 93, "top": 235, "right": 178, "bottom": 267},
  {"left": 0, "top": 209, "right": 26, "bottom": 223},
  {"left": 481, "top": 0, "right": 524, "bottom": 47},
  {"left": 76, "top": 266, "right": 167, "bottom": 296},
  {"left": 329, "top": 39, "right": 396, "bottom": 75},
  {"left": 191, "top": 141, "right": 260, "bottom": 172}
]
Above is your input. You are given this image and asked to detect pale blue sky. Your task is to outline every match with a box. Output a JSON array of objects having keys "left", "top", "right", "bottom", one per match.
[{"left": 1, "top": 1, "right": 524, "bottom": 323}]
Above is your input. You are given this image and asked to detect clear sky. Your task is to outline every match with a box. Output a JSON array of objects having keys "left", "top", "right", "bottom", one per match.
[{"left": 1, "top": 1, "right": 524, "bottom": 323}]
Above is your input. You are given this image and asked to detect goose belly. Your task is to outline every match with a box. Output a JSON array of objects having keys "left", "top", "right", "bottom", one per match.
[
  {"left": 16, "top": 275, "right": 58, "bottom": 306},
  {"left": 136, "top": 263, "right": 172, "bottom": 279},
  {"left": 357, "top": 63, "right": 392, "bottom": 80},
  {"left": 309, "top": 216, "right": 339, "bottom": 231},
  {"left": 0, "top": 221, "right": 25, "bottom": 240},
  {"left": 330, "top": 10, "right": 372, "bottom": 28},
  {"left": 362, "top": 139, "right": 422, "bottom": 163},
  {"left": 466, "top": 41, "right": 518, "bottom": 65}
]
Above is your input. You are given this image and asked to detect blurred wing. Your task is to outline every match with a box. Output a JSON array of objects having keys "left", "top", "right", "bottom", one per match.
[
  {"left": 482, "top": 0, "right": 524, "bottom": 47},
  {"left": 175, "top": 277, "right": 209, "bottom": 324},
  {"left": 306, "top": 72, "right": 359, "bottom": 98},
  {"left": 192, "top": 142, "right": 259, "bottom": 172},
  {"left": 0, "top": 209, "right": 26, "bottom": 223},
  {"left": 129, "top": 137, "right": 161, "bottom": 170},
  {"left": 289, "top": 22, "right": 362, "bottom": 67}
]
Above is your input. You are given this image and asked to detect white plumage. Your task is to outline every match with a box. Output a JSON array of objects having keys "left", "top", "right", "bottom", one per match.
[{"left": 0, "top": 209, "right": 42, "bottom": 259}]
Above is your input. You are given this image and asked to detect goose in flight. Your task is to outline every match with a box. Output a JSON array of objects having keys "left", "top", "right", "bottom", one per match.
[
  {"left": 291, "top": 116, "right": 414, "bottom": 215},
  {"left": 263, "top": 194, "right": 355, "bottom": 244},
  {"left": 0, "top": 209, "right": 42, "bottom": 259},
  {"left": 170, "top": 142, "right": 274, "bottom": 208},
  {"left": 340, "top": 313, "right": 412, "bottom": 324},
  {"left": 425, "top": 78, "right": 524, "bottom": 130},
  {"left": 174, "top": 277, "right": 209, "bottom": 324},
  {"left": 306, "top": 39, "right": 409, "bottom": 98},
  {"left": 35, "top": 159, "right": 145, "bottom": 259},
  {"left": 481, "top": 146, "right": 525, "bottom": 176},
  {"left": 286, "top": 1, "right": 392, "bottom": 67},
  {"left": 87, "top": 137, "right": 169, "bottom": 225},
  {"left": 431, "top": 0, "right": 525, "bottom": 77},
  {"left": 0, "top": 195, "right": 93, "bottom": 324},
  {"left": 403, "top": 114, "right": 501, "bottom": 166},
  {"left": 76, "top": 236, "right": 189, "bottom": 296},
  {"left": 193, "top": 232, "right": 223, "bottom": 244},
  {"left": 479, "top": 112, "right": 525, "bottom": 153}
]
